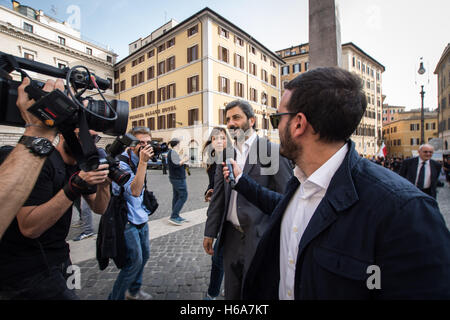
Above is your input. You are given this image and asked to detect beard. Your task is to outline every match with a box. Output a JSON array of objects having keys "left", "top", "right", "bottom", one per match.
[
  {"left": 279, "top": 123, "right": 300, "bottom": 161},
  {"left": 229, "top": 121, "right": 251, "bottom": 144}
]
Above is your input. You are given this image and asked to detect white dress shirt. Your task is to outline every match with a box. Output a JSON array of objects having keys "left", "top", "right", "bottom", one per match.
[
  {"left": 279, "top": 143, "right": 348, "bottom": 300},
  {"left": 226, "top": 132, "right": 258, "bottom": 227},
  {"left": 415, "top": 159, "right": 431, "bottom": 189}
]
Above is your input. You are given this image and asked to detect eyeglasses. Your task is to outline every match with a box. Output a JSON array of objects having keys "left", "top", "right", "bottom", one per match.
[
  {"left": 138, "top": 140, "right": 152, "bottom": 145},
  {"left": 269, "top": 112, "right": 298, "bottom": 129},
  {"left": 421, "top": 151, "right": 433, "bottom": 154}
]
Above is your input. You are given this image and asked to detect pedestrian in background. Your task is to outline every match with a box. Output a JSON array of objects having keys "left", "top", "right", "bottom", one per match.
[
  {"left": 167, "top": 139, "right": 189, "bottom": 226},
  {"left": 202, "top": 127, "right": 232, "bottom": 300}
]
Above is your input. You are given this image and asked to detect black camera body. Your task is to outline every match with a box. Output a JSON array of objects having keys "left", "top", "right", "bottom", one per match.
[
  {"left": 0, "top": 51, "right": 130, "bottom": 172},
  {"left": 99, "top": 134, "right": 140, "bottom": 186},
  {"left": 149, "top": 141, "right": 168, "bottom": 162}
]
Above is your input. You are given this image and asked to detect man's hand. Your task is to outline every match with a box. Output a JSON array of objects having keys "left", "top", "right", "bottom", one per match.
[
  {"left": 17, "top": 78, "right": 60, "bottom": 136},
  {"left": 205, "top": 189, "right": 214, "bottom": 202},
  {"left": 139, "top": 145, "right": 154, "bottom": 164},
  {"left": 78, "top": 164, "right": 110, "bottom": 186},
  {"left": 223, "top": 159, "right": 242, "bottom": 183},
  {"left": 203, "top": 237, "right": 214, "bottom": 256}
]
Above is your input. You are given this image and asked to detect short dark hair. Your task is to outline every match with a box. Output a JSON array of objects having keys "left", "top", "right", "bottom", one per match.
[
  {"left": 169, "top": 139, "right": 180, "bottom": 148},
  {"left": 225, "top": 100, "right": 256, "bottom": 129},
  {"left": 284, "top": 67, "right": 367, "bottom": 143}
]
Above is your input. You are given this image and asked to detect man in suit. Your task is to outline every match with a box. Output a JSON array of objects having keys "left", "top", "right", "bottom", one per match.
[
  {"left": 399, "top": 144, "right": 442, "bottom": 198},
  {"left": 203, "top": 100, "right": 292, "bottom": 300},
  {"left": 224, "top": 67, "right": 450, "bottom": 299}
]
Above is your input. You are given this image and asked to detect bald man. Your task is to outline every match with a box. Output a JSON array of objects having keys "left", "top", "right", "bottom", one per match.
[{"left": 399, "top": 144, "right": 442, "bottom": 198}]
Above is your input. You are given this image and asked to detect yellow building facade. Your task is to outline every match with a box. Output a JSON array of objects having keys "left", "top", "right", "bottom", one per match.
[
  {"left": 276, "top": 42, "right": 385, "bottom": 157},
  {"left": 382, "top": 110, "right": 438, "bottom": 158},
  {"left": 434, "top": 43, "right": 450, "bottom": 154},
  {"left": 114, "top": 8, "right": 283, "bottom": 165}
]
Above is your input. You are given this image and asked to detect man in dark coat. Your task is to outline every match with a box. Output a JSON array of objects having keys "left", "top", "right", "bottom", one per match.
[
  {"left": 224, "top": 67, "right": 450, "bottom": 300},
  {"left": 399, "top": 144, "right": 442, "bottom": 198}
]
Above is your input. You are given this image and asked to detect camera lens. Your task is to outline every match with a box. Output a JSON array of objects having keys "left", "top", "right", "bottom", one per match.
[{"left": 85, "top": 100, "right": 129, "bottom": 136}]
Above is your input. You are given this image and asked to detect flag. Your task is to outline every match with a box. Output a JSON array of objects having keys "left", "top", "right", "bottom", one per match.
[{"left": 377, "top": 142, "right": 387, "bottom": 158}]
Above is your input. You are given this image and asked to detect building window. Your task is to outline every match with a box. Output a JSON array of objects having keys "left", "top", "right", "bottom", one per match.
[
  {"left": 131, "top": 74, "right": 137, "bottom": 86},
  {"left": 187, "top": 25, "right": 198, "bottom": 37},
  {"left": 250, "top": 46, "right": 256, "bottom": 55},
  {"left": 23, "top": 22, "right": 33, "bottom": 33},
  {"left": 219, "top": 26, "right": 229, "bottom": 38},
  {"left": 158, "top": 61, "right": 165, "bottom": 76},
  {"left": 261, "top": 54, "right": 267, "bottom": 62},
  {"left": 24, "top": 52, "right": 34, "bottom": 61},
  {"left": 293, "top": 63, "right": 301, "bottom": 73},
  {"left": 58, "top": 36, "right": 65, "bottom": 45},
  {"left": 138, "top": 71, "right": 144, "bottom": 84},
  {"left": 158, "top": 87, "right": 166, "bottom": 102},
  {"left": 352, "top": 56, "right": 356, "bottom": 67},
  {"left": 187, "top": 75, "right": 199, "bottom": 94},
  {"left": 249, "top": 62, "right": 257, "bottom": 76},
  {"left": 148, "top": 50, "right": 155, "bottom": 58},
  {"left": 305, "top": 62, "right": 309, "bottom": 71},
  {"left": 271, "top": 96, "right": 277, "bottom": 108},
  {"left": 188, "top": 108, "right": 199, "bottom": 126},
  {"left": 120, "top": 66, "right": 126, "bottom": 73},
  {"left": 219, "top": 76, "right": 230, "bottom": 94},
  {"left": 114, "top": 83, "right": 119, "bottom": 94},
  {"left": 147, "top": 66, "right": 155, "bottom": 80},
  {"left": 166, "top": 56, "right": 176, "bottom": 72},
  {"left": 167, "top": 113, "right": 176, "bottom": 129},
  {"left": 234, "top": 53, "right": 244, "bottom": 70},
  {"left": 235, "top": 36, "right": 244, "bottom": 47},
  {"left": 271, "top": 75, "right": 277, "bottom": 87},
  {"left": 131, "top": 94, "right": 145, "bottom": 109},
  {"left": 167, "top": 38, "right": 175, "bottom": 48},
  {"left": 158, "top": 115, "right": 166, "bottom": 130},
  {"left": 187, "top": 45, "right": 198, "bottom": 63},
  {"left": 106, "top": 55, "right": 112, "bottom": 63},
  {"left": 219, "top": 109, "right": 226, "bottom": 125},
  {"left": 261, "top": 69, "right": 268, "bottom": 82},
  {"left": 282, "top": 65, "right": 289, "bottom": 75},
  {"left": 120, "top": 80, "right": 126, "bottom": 91},
  {"left": 166, "top": 83, "right": 176, "bottom": 100},
  {"left": 218, "top": 46, "right": 229, "bottom": 63},
  {"left": 157, "top": 43, "right": 165, "bottom": 53},
  {"left": 86, "top": 47, "right": 92, "bottom": 55},
  {"left": 250, "top": 88, "right": 258, "bottom": 102},
  {"left": 235, "top": 82, "right": 244, "bottom": 98},
  {"left": 147, "top": 117, "right": 155, "bottom": 131},
  {"left": 147, "top": 91, "right": 155, "bottom": 105}
]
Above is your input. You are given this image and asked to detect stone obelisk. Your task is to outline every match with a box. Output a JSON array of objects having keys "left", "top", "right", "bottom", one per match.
[{"left": 308, "top": 0, "right": 342, "bottom": 69}]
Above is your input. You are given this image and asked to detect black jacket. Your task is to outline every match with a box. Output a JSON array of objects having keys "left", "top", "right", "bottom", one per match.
[
  {"left": 96, "top": 187, "right": 128, "bottom": 270},
  {"left": 236, "top": 140, "right": 450, "bottom": 299},
  {"left": 399, "top": 157, "right": 442, "bottom": 198}
]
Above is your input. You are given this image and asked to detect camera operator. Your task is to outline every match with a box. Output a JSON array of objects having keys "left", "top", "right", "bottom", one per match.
[
  {"left": 0, "top": 77, "right": 60, "bottom": 239},
  {"left": 0, "top": 87, "right": 111, "bottom": 299},
  {"left": 109, "top": 127, "right": 154, "bottom": 300}
]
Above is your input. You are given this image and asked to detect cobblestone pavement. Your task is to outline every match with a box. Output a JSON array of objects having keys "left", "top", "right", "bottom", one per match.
[{"left": 71, "top": 172, "right": 450, "bottom": 300}]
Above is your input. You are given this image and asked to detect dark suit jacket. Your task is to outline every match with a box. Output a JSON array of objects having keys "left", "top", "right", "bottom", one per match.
[
  {"left": 235, "top": 140, "right": 450, "bottom": 299},
  {"left": 204, "top": 136, "right": 292, "bottom": 270},
  {"left": 399, "top": 157, "right": 442, "bottom": 198}
]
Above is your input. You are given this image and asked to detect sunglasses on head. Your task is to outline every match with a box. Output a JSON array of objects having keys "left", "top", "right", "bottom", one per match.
[{"left": 269, "top": 112, "right": 298, "bottom": 129}]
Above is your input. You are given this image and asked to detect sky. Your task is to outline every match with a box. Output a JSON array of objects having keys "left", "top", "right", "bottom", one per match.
[{"left": 5, "top": 0, "right": 450, "bottom": 111}]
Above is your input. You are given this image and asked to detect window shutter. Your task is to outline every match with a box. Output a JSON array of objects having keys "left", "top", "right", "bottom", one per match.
[{"left": 218, "top": 46, "right": 222, "bottom": 61}]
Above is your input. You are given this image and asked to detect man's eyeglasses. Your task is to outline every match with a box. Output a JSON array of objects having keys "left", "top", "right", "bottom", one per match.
[
  {"left": 138, "top": 140, "right": 152, "bottom": 145},
  {"left": 269, "top": 112, "right": 298, "bottom": 129}
]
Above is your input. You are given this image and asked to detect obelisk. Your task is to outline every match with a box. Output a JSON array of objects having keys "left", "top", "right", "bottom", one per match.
[{"left": 308, "top": 0, "right": 342, "bottom": 69}]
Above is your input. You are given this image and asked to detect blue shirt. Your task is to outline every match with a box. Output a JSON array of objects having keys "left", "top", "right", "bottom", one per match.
[{"left": 112, "top": 151, "right": 150, "bottom": 225}]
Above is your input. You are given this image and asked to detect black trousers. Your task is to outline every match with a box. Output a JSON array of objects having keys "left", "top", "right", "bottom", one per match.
[
  {"left": 0, "top": 258, "right": 79, "bottom": 300},
  {"left": 222, "top": 222, "right": 246, "bottom": 300}
]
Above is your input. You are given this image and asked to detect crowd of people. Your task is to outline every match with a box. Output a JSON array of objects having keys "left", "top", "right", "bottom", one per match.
[{"left": 0, "top": 67, "right": 449, "bottom": 301}]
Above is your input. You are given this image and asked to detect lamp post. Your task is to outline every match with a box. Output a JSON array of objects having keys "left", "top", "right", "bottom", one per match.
[{"left": 417, "top": 58, "right": 426, "bottom": 145}]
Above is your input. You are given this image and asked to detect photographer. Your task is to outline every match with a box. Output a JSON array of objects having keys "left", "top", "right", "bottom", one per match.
[
  {"left": 109, "top": 127, "right": 154, "bottom": 300},
  {"left": 0, "top": 77, "right": 60, "bottom": 239},
  {"left": 0, "top": 88, "right": 111, "bottom": 299}
]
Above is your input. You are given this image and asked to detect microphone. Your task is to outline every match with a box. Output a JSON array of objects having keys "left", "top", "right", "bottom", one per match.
[{"left": 226, "top": 158, "right": 235, "bottom": 186}]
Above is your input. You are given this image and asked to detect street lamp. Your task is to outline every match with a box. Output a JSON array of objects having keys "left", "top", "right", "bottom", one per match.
[{"left": 417, "top": 57, "right": 427, "bottom": 145}]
